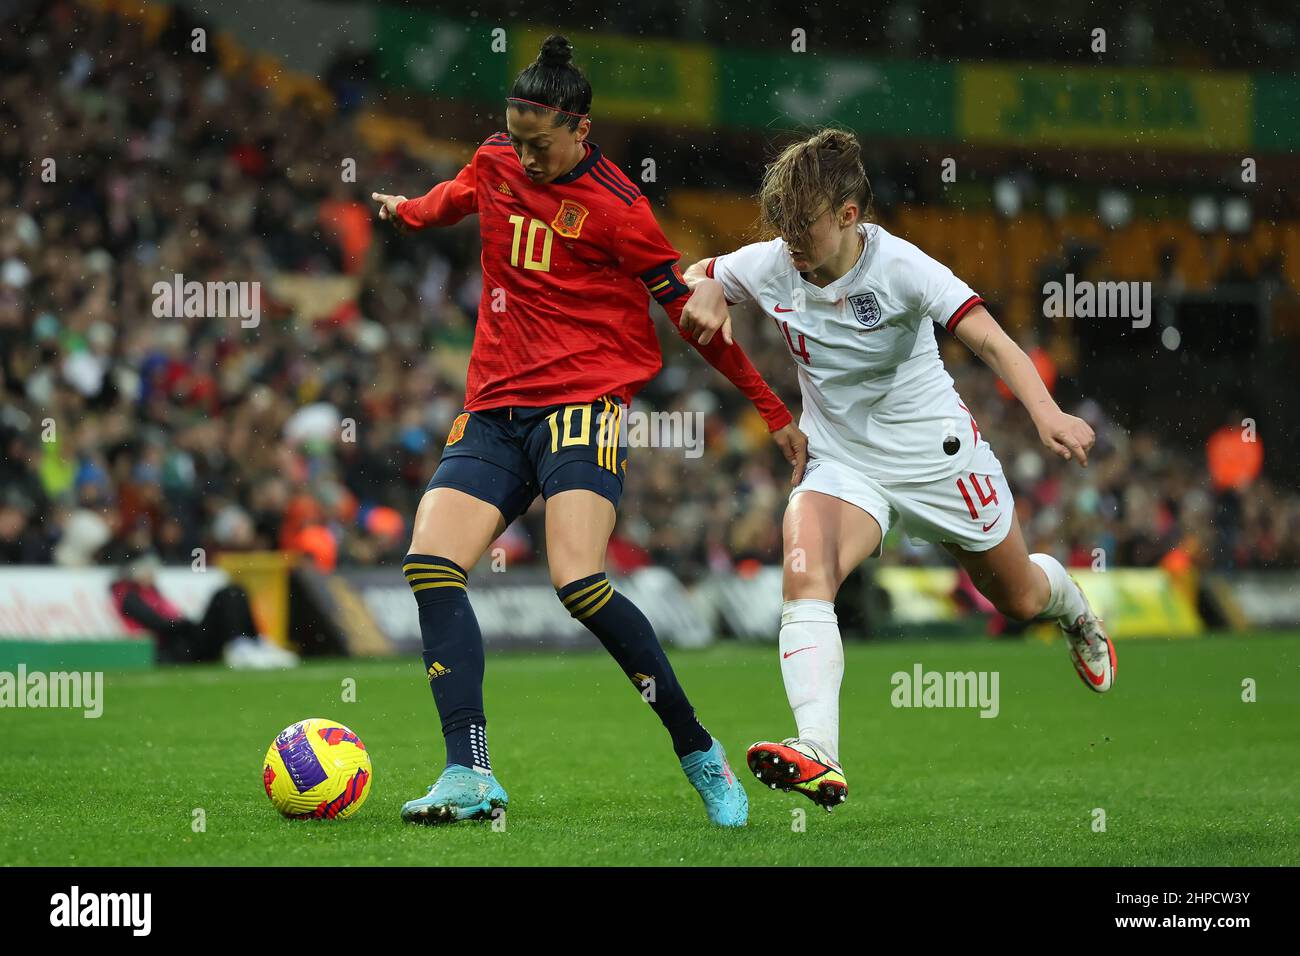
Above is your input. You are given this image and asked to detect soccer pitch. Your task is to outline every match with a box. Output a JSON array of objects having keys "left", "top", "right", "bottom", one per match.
[{"left": 5, "top": 635, "right": 1298, "bottom": 867}]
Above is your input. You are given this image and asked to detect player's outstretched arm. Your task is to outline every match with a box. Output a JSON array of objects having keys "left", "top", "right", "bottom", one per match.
[
  {"left": 371, "top": 193, "right": 409, "bottom": 231},
  {"left": 618, "top": 211, "right": 807, "bottom": 482},
  {"left": 659, "top": 266, "right": 807, "bottom": 483},
  {"left": 372, "top": 152, "right": 480, "bottom": 232},
  {"left": 681, "top": 258, "right": 712, "bottom": 288},
  {"left": 953, "top": 305, "right": 1096, "bottom": 467},
  {"left": 679, "top": 275, "right": 733, "bottom": 346},
  {"left": 680, "top": 257, "right": 805, "bottom": 482}
]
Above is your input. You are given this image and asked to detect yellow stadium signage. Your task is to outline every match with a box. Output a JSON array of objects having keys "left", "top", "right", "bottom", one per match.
[
  {"left": 1064, "top": 569, "right": 1202, "bottom": 638},
  {"left": 959, "top": 65, "right": 1250, "bottom": 150}
]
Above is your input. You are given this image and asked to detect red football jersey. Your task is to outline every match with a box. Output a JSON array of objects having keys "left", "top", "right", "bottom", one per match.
[{"left": 395, "top": 134, "right": 790, "bottom": 430}]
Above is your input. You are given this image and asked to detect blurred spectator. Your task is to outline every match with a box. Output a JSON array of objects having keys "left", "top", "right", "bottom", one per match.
[{"left": 109, "top": 553, "right": 298, "bottom": 667}]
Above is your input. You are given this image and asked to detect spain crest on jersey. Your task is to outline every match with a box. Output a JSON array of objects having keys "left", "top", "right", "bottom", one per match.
[
  {"left": 551, "top": 199, "right": 590, "bottom": 239},
  {"left": 849, "top": 291, "right": 882, "bottom": 329}
]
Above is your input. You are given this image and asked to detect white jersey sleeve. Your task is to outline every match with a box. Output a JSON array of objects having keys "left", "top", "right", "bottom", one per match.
[
  {"left": 706, "top": 240, "right": 782, "bottom": 305},
  {"left": 895, "top": 239, "right": 984, "bottom": 335}
]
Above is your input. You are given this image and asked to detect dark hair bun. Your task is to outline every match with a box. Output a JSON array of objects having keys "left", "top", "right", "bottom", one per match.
[
  {"left": 510, "top": 33, "right": 590, "bottom": 126},
  {"left": 538, "top": 34, "right": 574, "bottom": 68}
]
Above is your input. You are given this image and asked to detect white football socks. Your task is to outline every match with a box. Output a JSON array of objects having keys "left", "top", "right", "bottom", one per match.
[
  {"left": 1028, "top": 553, "right": 1089, "bottom": 626},
  {"left": 778, "top": 599, "right": 844, "bottom": 763}
]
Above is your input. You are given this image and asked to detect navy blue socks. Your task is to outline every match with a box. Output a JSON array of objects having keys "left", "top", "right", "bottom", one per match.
[
  {"left": 557, "top": 572, "right": 712, "bottom": 758},
  {"left": 403, "top": 554, "right": 491, "bottom": 773}
]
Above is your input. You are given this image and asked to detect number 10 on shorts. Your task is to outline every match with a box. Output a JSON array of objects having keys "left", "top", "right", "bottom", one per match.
[{"left": 546, "top": 404, "right": 592, "bottom": 451}]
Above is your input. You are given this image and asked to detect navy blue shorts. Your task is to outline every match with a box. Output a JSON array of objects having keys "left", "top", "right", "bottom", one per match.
[{"left": 426, "top": 396, "right": 629, "bottom": 525}]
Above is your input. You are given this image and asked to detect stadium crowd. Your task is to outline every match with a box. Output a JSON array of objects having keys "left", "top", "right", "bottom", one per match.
[{"left": 3, "top": 0, "right": 1298, "bottom": 585}]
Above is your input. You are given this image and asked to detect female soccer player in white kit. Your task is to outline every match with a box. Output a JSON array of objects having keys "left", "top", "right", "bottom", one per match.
[{"left": 679, "top": 128, "right": 1116, "bottom": 810}]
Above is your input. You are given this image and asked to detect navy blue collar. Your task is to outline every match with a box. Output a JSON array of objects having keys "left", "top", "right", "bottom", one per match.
[{"left": 551, "top": 141, "right": 601, "bottom": 185}]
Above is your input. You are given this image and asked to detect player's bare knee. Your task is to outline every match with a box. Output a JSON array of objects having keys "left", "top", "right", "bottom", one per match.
[
  {"left": 408, "top": 524, "right": 451, "bottom": 562},
  {"left": 407, "top": 527, "right": 433, "bottom": 556},
  {"left": 549, "top": 565, "right": 591, "bottom": 591},
  {"left": 997, "top": 589, "right": 1043, "bottom": 622},
  {"left": 407, "top": 522, "right": 482, "bottom": 571},
  {"left": 547, "top": 549, "right": 602, "bottom": 590},
  {"left": 408, "top": 494, "right": 439, "bottom": 554},
  {"left": 783, "top": 568, "right": 839, "bottom": 602}
]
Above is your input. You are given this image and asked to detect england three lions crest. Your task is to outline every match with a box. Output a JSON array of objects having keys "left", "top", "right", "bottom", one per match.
[
  {"left": 551, "top": 199, "right": 590, "bottom": 238},
  {"left": 849, "top": 292, "right": 882, "bottom": 329}
]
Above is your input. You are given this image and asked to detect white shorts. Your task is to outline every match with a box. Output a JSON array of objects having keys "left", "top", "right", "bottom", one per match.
[{"left": 790, "top": 441, "right": 1015, "bottom": 555}]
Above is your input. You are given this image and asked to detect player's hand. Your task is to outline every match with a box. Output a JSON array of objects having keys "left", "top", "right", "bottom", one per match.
[
  {"left": 680, "top": 279, "right": 732, "bottom": 346},
  {"left": 371, "top": 192, "right": 408, "bottom": 229},
  {"left": 772, "top": 423, "right": 809, "bottom": 485},
  {"left": 1037, "top": 410, "right": 1095, "bottom": 467}
]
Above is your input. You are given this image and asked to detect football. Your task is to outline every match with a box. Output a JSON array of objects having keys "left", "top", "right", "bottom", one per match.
[{"left": 262, "top": 718, "right": 373, "bottom": 820}]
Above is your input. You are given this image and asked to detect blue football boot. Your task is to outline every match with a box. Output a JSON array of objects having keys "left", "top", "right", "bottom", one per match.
[
  {"left": 400, "top": 765, "right": 508, "bottom": 824},
  {"left": 680, "top": 737, "right": 749, "bottom": 827}
]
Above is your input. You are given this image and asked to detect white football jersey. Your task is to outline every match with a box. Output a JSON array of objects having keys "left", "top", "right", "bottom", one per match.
[{"left": 708, "top": 223, "right": 986, "bottom": 483}]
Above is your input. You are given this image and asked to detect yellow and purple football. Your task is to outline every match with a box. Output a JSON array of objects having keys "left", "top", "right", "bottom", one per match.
[{"left": 263, "top": 718, "right": 372, "bottom": 820}]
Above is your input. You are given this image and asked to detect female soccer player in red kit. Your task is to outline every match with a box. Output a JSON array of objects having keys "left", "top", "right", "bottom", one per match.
[{"left": 372, "top": 35, "right": 805, "bottom": 827}]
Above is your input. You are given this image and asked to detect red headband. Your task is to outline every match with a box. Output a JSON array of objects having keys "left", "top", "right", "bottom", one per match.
[{"left": 506, "top": 96, "right": 589, "bottom": 119}]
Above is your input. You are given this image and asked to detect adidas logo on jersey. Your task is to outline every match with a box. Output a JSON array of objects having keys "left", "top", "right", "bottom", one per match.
[{"left": 497, "top": 181, "right": 514, "bottom": 196}]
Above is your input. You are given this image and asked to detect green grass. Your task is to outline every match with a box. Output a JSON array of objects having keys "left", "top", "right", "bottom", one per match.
[{"left": 4, "top": 634, "right": 1299, "bottom": 866}]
